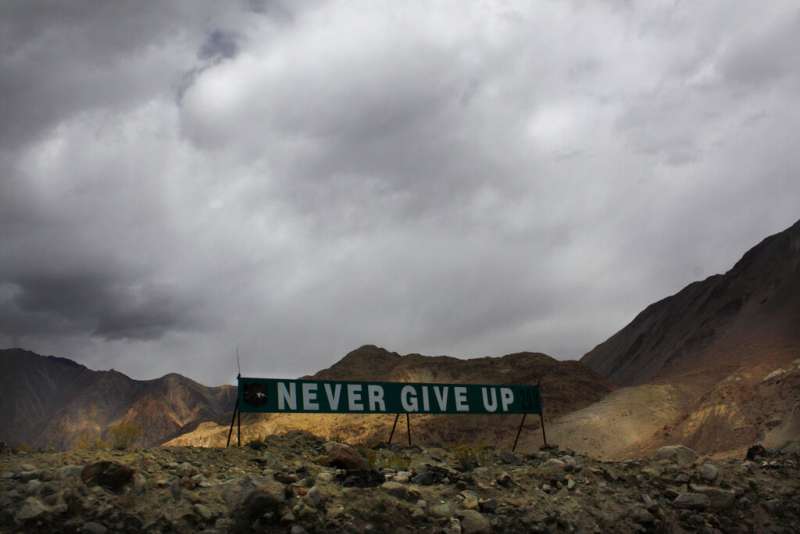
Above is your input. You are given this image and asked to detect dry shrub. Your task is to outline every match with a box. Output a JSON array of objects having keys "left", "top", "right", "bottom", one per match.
[
  {"left": 107, "top": 421, "right": 142, "bottom": 450},
  {"left": 75, "top": 430, "right": 110, "bottom": 450},
  {"left": 453, "top": 444, "right": 491, "bottom": 471}
]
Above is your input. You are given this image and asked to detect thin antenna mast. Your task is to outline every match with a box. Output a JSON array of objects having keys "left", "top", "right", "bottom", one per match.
[{"left": 236, "top": 346, "right": 241, "bottom": 378}]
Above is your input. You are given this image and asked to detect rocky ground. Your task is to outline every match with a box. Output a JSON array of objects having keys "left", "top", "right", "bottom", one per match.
[{"left": 1, "top": 433, "right": 799, "bottom": 533}]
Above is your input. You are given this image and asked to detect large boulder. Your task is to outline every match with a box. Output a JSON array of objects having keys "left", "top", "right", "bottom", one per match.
[
  {"left": 321, "top": 442, "right": 370, "bottom": 471},
  {"left": 80, "top": 461, "right": 134, "bottom": 493},
  {"left": 233, "top": 481, "right": 287, "bottom": 531},
  {"left": 672, "top": 492, "right": 709, "bottom": 510}
]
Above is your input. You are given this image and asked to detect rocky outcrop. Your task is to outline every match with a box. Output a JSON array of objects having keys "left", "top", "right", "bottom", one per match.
[{"left": 1, "top": 432, "right": 798, "bottom": 533}]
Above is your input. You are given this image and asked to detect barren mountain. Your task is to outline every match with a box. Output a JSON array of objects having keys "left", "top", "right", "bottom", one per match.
[
  {"left": 0, "top": 349, "right": 235, "bottom": 450},
  {"left": 167, "top": 345, "right": 612, "bottom": 449},
  {"left": 578, "top": 219, "right": 800, "bottom": 456},
  {"left": 582, "top": 219, "right": 800, "bottom": 388}
]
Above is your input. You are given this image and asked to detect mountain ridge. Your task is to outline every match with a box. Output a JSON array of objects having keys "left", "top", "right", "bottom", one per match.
[
  {"left": 582, "top": 218, "right": 800, "bottom": 387},
  {"left": 0, "top": 348, "right": 235, "bottom": 450}
]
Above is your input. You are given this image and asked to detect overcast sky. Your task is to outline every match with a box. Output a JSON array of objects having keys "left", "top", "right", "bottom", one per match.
[{"left": 1, "top": 1, "right": 799, "bottom": 385}]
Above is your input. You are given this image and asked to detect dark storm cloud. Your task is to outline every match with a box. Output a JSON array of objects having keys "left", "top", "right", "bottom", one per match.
[
  {"left": 1, "top": 1, "right": 799, "bottom": 385},
  {"left": 199, "top": 30, "right": 240, "bottom": 62},
  {"left": 0, "top": 273, "right": 202, "bottom": 340}
]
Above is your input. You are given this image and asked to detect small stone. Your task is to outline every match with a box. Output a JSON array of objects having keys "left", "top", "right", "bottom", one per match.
[
  {"left": 133, "top": 473, "right": 147, "bottom": 493},
  {"left": 496, "top": 472, "right": 513, "bottom": 487},
  {"left": 81, "top": 522, "right": 108, "bottom": 534},
  {"left": 411, "top": 470, "right": 437, "bottom": 486},
  {"left": 566, "top": 478, "right": 576, "bottom": 491},
  {"left": 305, "top": 486, "right": 325, "bottom": 508},
  {"left": 393, "top": 471, "right": 411, "bottom": 483},
  {"left": 460, "top": 490, "right": 479, "bottom": 510},
  {"left": 478, "top": 498, "right": 497, "bottom": 513},
  {"left": 498, "top": 451, "right": 521, "bottom": 465},
  {"left": 193, "top": 503, "right": 214, "bottom": 521},
  {"left": 458, "top": 509, "right": 492, "bottom": 534},
  {"left": 170, "top": 479, "right": 182, "bottom": 500},
  {"left": 763, "top": 499, "right": 781, "bottom": 513},
  {"left": 689, "top": 484, "right": 736, "bottom": 510},
  {"left": 15, "top": 497, "right": 47, "bottom": 522},
  {"left": 655, "top": 445, "right": 698, "bottom": 466},
  {"left": 642, "top": 494, "right": 657, "bottom": 512},
  {"left": 176, "top": 462, "right": 196, "bottom": 477},
  {"left": 698, "top": 463, "right": 719, "bottom": 482},
  {"left": 672, "top": 492, "right": 709, "bottom": 510},
  {"left": 631, "top": 507, "right": 654, "bottom": 524},
  {"left": 316, "top": 471, "right": 334, "bottom": 483},
  {"left": 382, "top": 481, "right": 415, "bottom": 501},
  {"left": 430, "top": 502, "right": 452, "bottom": 518},
  {"left": 280, "top": 510, "right": 296, "bottom": 523},
  {"left": 290, "top": 526, "right": 308, "bottom": 534},
  {"left": 663, "top": 488, "right": 680, "bottom": 500},
  {"left": 235, "top": 482, "right": 286, "bottom": 527},
  {"left": 745, "top": 444, "right": 767, "bottom": 461},
  {"left": 15, "top": 470, "right": 41, "bottom": 482},
  {"left": 780, "top": 441, "right": 800, "bottom": 455},
  {"left": 24, "top": 479, "right": 42, "bottom": 494},
  {"left": 561, "top": 455, "right": 578, "bottom": 472}
]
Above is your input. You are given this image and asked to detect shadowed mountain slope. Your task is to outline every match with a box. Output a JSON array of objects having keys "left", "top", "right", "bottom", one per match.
[
  {"left": 0, "top": 348, "right": 235, "bottom": 450},
  {"left": 579, "top": 219, "right": 800, "bottom": 455},
  {"left": 582, "top": 219, "right": 800, "bottom": 388}
]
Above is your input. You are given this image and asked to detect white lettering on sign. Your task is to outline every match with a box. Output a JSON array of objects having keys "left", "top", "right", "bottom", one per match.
[
  {"left": 500, "top": 387, "right": 514, "bottom": 411},
  {"left": 454, "top": 386, "right": 469, "bottom": 412},
  {"left": 302, "top": 382, "right": 319, "bottom": 411},
  {"left": 347, "top": 384, "right": 364, "bottom": 411},
  {"left": 367, "top": 385, "right": 386, "bottom": 411},
  {"left": 433, "top": 386, "right": 449, "bottom": 411},
  {"left": 481, "top": 387, "right": 498, "bottom": 412},
  {"left": 324, "top": 383, "right": 341, "bottom": 410},
  {"left": 400, "top": 385, "right": 418, "bottom": 412},
  {"left": 421, "top": 386, "right": 430, "bottom": 411},
  {"left": 278, "top": 382, "right": 297, "bottom": 410}
]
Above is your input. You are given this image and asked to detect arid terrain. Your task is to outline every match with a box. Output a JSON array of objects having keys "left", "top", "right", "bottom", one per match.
[
  {"left": 2, "top": 432, "right": 799, "bottom": 533},
  {"left": 2, "top": 220, "right": 800, "bottom": 533}
]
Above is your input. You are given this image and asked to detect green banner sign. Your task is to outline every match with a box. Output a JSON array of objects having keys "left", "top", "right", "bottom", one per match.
[{"left": 237, "top": 377, "right": 541, "bottom": 415}]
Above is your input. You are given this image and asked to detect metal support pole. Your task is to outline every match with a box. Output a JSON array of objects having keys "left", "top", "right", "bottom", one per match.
[
  {"left": 538, "top": 379, "right": 548, "bottom": 448},
  {"left": 539, "top": 411, "right": 548, "bottom": 448},
  {"left": 406, "top": 413, "right": 411, "bottom": 447},
  {"left": 512, "top": 413, "right": 527, "bottom": 452},
  {"left": 387, "top": 414, "right": 400, "bottom": 444},
  {"left": 226, "top": 398, "right": 239, "bottom": 448},
  {"left": 237, "top": 406, "right": 241, "bottom": 447}
]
